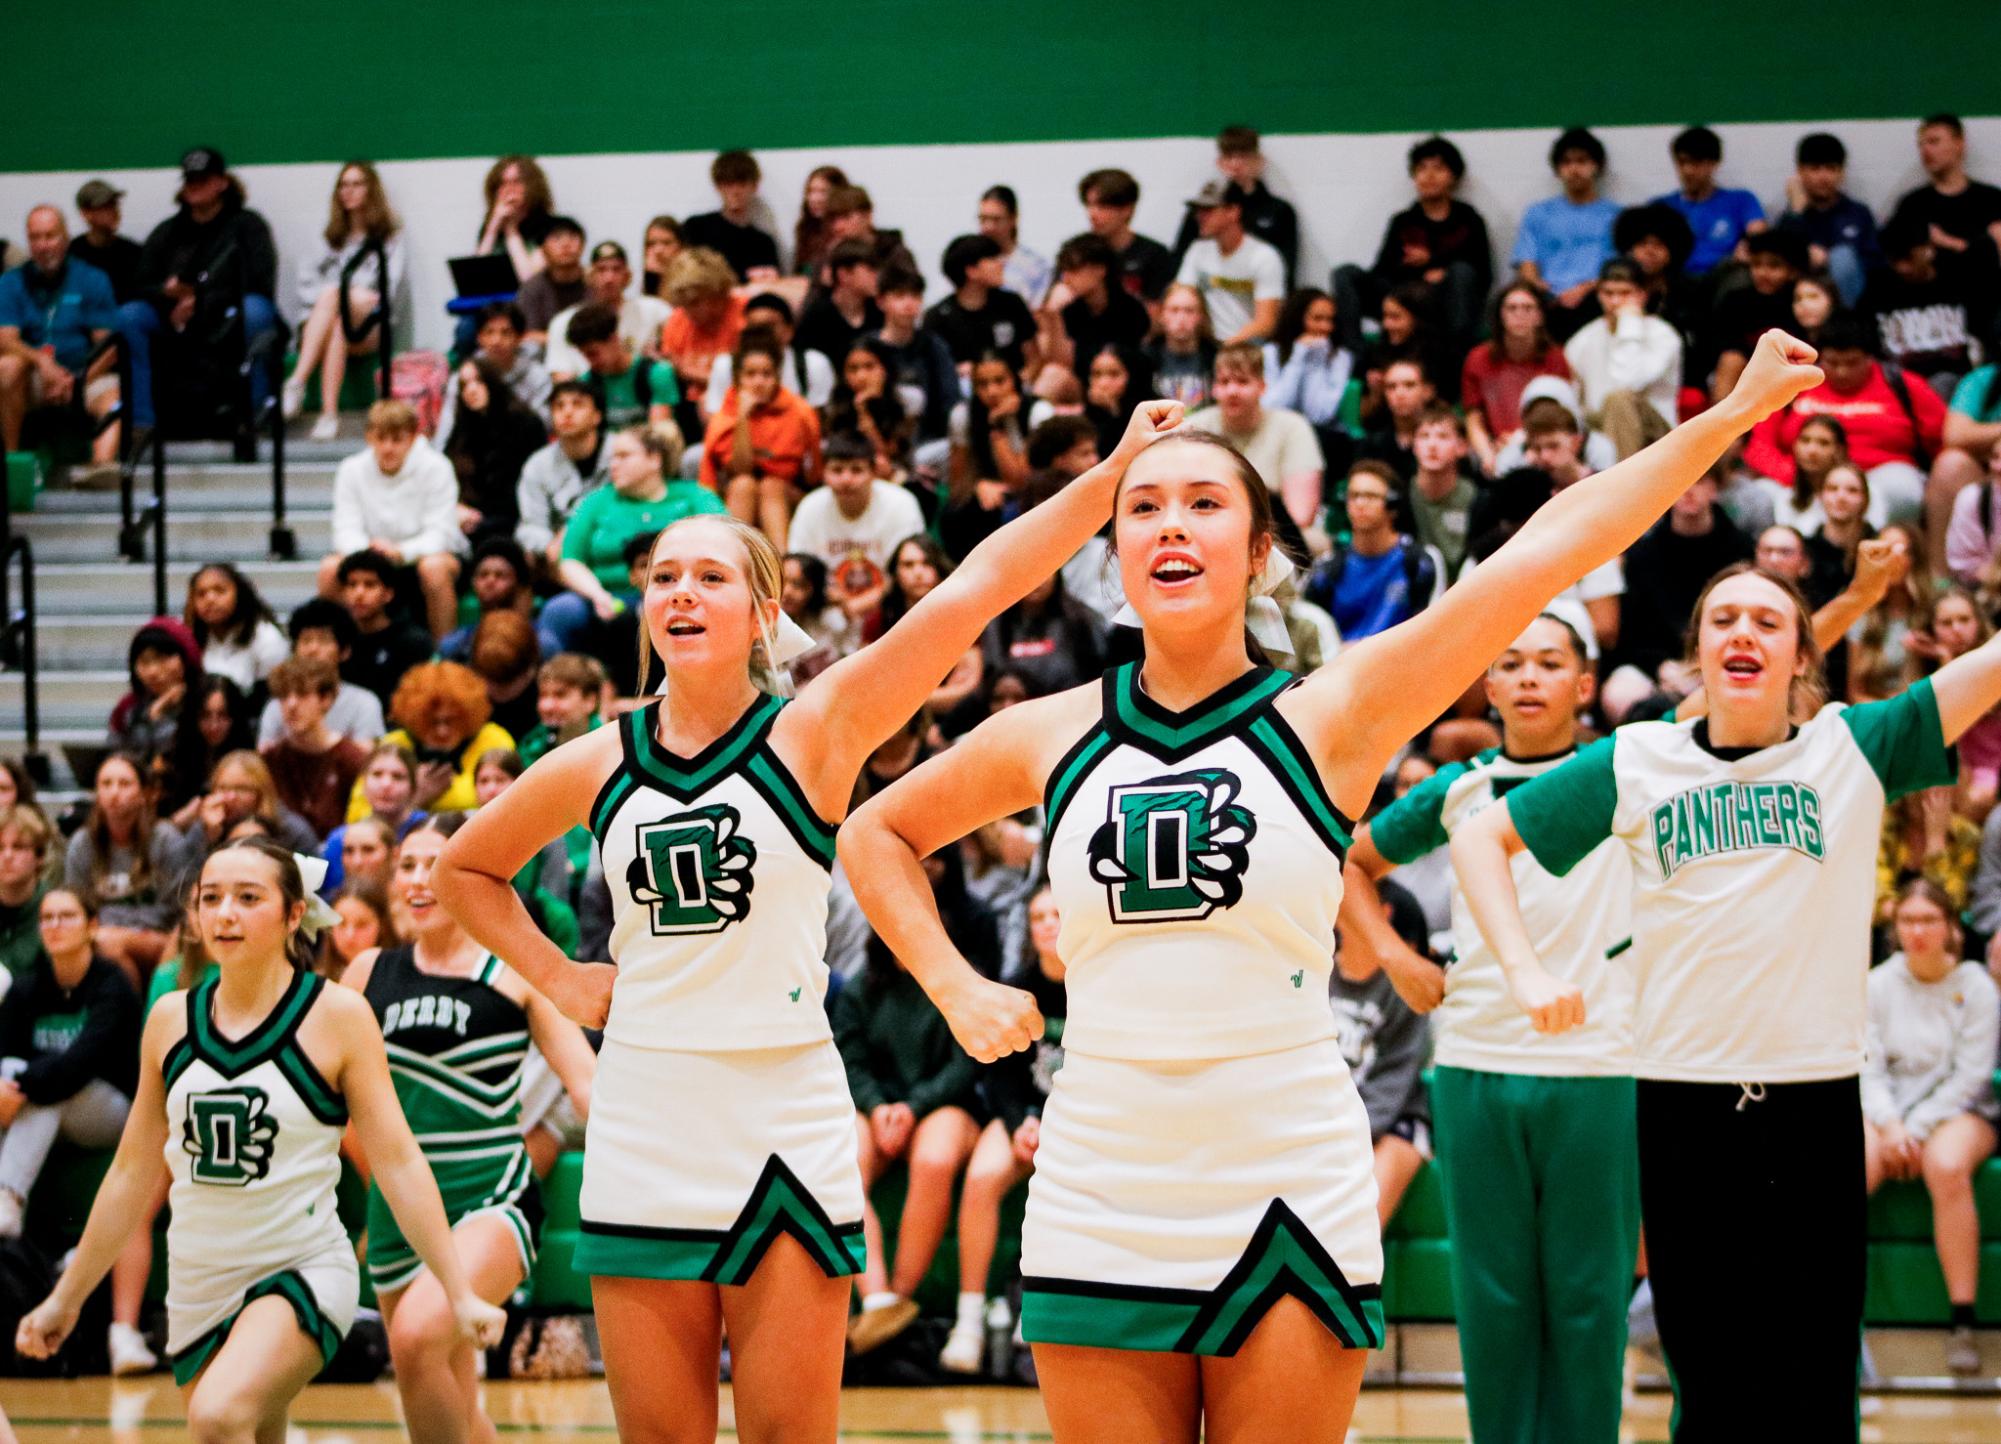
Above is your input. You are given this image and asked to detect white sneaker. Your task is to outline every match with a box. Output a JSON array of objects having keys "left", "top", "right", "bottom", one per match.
[
  {"left": 108, "top": 1323, "right": 156, "bottom": 1376},
  {"left": 309, "top": 414, "right": 340, "bottom": 442},
  {"left": 281, "top": 375, "right": 307, "bottom": 421},
  {"left": 0, "top": 1189, "right": 23, "bottom": 1239},
  {"left": 938, "top": 1317, "right": 983, "bottom": 1374}
]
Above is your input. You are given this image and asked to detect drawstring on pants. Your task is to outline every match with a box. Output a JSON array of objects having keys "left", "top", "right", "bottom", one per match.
[{"left": 1735, "top": 1082, "right": 1768, "bottom": 1112}]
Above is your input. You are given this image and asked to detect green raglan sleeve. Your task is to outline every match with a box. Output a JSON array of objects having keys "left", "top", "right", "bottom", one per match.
[
  {"left": 1366, "top": 762, "right": 1467, "bottom": 864},
  {"left": 1503, "top": 735, "right": 1620, "bottom": 878},
  {"left": 1841, "top": 677, "right": 1957, "bottom": 803}
]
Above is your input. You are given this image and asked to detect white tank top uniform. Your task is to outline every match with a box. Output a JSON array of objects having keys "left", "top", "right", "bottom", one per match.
[
  {"left": 1502, "top": 681, "right": 1956, "bottom": 1083},
  {"left": 573, "top": 695, "right": 866, "bottom": 1282},
  {"left": 1021, "top": 663, "right": 1385, "bottom": 1355},
  {"left": 161, "top": 970, "right": 359, "bottom": 1385},
  {"left": 1370, "top": 746, "right": 1633, "bottom": 1075}
]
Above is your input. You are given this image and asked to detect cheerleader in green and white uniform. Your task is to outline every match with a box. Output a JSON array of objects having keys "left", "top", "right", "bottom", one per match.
[{"left": 15, "top": 839, "right": 502, "bottom": 1438}]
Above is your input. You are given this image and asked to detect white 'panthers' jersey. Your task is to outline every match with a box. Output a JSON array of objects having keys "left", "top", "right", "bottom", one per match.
[
  {"left": 1505, "top": 681, "right": 1956, "bottom": 1083},
  {"left": 1044, "top": 664, "right": 1352, "bottom": 1062},
  {"left": 590, "top": 695, "right": 837, "bottom": 1050},
  {"left": 162, "top": 971, "right": 350, "bottom": 1278}
]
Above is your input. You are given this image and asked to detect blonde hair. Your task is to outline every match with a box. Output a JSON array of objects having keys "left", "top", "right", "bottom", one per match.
[
  {"left": 663, "top": 247, "right": 737, "bottom": 308},
  {"left": 643, "top": 516, "right": 788, "bottom": 695},
  {"left": 365, "top": 399, "right": 418, "bottom": 438}
]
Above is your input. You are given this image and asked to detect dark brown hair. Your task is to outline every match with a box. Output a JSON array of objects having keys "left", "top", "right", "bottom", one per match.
[{"left": 205, "top": 836, "right": 316, "bottom": 971}]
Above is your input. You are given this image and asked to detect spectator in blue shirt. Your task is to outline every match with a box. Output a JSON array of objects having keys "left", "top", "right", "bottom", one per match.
[
  {"left": 0, "top": 206, "right": 122, "bottom": 485},
  {"left": 1649, "top": 125, "right": 1767, "bottom": 277},
  {"left": 1511, "top": 127, "right": 1622, "bottom": 340},
  {"left": 1775, "top": 132, "right": 1882, "bottom": 306},
  {"left": 1303, "top": 459, "right": 1443, "bottom": 640}
]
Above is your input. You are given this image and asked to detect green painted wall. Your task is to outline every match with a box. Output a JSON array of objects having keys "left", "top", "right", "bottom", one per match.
[{"left": 12, "top": 3, "right": 1997, "bottom": 173}]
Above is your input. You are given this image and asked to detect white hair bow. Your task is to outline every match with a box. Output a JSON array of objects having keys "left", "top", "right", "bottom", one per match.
[{"left": 292, "top": 853, "right": 343, "bottom": 940}]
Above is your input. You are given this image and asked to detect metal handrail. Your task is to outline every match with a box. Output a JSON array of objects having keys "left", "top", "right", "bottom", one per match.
[
  {"left": 2, "top": 533, "right": 50, "bottom": 788},
  {"left": 337, "top": 236, "right": 394, "bottom": 398}
]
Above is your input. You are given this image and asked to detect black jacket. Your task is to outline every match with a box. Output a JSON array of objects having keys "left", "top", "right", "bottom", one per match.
[
  {"left": 0, "top": 955, "right": 140, "bottom": 1104},
  {"left": 136, "top": 188, "right": 278, "bottom": 317}
]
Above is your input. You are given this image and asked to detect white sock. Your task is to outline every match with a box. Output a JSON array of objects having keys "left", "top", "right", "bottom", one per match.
[
  {"left": 956, "top": 1292, "right": 985, "bottom": 1325},
  {"left": 862, "top": 1291, "right": 900, "bottom": 1312}
]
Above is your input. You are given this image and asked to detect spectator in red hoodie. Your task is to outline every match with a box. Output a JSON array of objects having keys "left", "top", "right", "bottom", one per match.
[{"left": 1742, "top": 312, "right": 1945, "bottom": 526}]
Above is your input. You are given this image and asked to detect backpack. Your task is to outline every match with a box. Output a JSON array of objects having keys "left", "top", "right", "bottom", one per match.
[
  {"left": 1310, "top": 537, "right": 1440, "bottom": 616},
  {"left": 1877, "top": 362, "right": 1934, "bottom": 471}
]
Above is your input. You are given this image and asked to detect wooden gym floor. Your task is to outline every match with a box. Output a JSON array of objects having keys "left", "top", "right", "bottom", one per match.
[{"left": 4, "top": 1378, "right": 2001, "bottom": 1442}]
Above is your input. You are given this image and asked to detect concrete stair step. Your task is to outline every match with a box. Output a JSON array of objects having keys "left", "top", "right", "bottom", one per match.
[
  {"left": 32, "top": 469, "right": 335, "bottom": 514},
  {"left": 0, "top": 670, "right": 130, "bottom": 729},
  {"left": 31, "top": 559, "right": 320, "bottom": 614},
  {"left": 12, "top": 509, "right": 331, "bottom": 564}
]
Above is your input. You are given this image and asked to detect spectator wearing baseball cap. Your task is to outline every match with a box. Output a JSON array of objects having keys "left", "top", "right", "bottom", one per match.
[
  {"left": 1171, "top": 126, "right": 1300, "bottom": 289},
  {"left": 117, "top": 146, "right": 279, "bottom": 431},
  {"left": 542, "top": 239, "right": 669, "bottom": 380},
  {"left": 70, "top": 181, "right": 141, "bottom": 303},
  {"left": 1173, "top": 178, "right": 1286, "bottom": 344}
]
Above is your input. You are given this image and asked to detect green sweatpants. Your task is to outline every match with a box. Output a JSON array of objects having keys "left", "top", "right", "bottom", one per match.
[{"left": 1431, "top": 1066, "right": 1639, "bottom": 1444}]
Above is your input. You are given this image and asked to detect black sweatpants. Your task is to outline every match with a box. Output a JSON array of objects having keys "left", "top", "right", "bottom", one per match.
[{"left": 1636, "top": 1076, "right": 1864, "bottom": 1444}]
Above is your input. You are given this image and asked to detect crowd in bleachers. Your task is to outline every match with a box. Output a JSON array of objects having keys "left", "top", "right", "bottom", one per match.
[{"left": 2, "top": 110, "right": 2000, "bottom": 1379}]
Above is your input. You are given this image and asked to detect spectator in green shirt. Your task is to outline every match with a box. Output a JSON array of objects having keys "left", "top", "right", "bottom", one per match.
[
  {"left": 0, "top": 807, "right": 53, "bottom": 987},
  {"left": 538, "top": 427, "right": 726, "bottom": 657},
  {"left": 516, "top": 653, "right": 608, "bottom": 767},
  {"left": 569, "top": 300, "right": 680, "bottom": 431}
]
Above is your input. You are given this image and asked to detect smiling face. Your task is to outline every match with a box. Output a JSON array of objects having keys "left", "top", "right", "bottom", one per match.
[
  {"left": 1486, "top": 616, "right": 1591, "bottom": 747},
  {"left": 1112, "top": 439, "right": 1269, "bottom": 640},
  {"left": 389, "top": 827, "right": 452, "bottom": 939},
  {"left": 197, "top": 850, "right": 301, "bottom": 969},
  {"left": 1694, "top": 571, "right": 1809, "bottom": 724},
  {"left": 644, "top": 518, "right": 776, "bottom": 682}
]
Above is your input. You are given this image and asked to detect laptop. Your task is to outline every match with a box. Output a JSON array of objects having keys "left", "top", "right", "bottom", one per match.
[
  {"left": 60, "top": 741, "right": 113, "bottom": 788},
  {"left": 448, "top": 253, "right": 519, "bottom": 299}
]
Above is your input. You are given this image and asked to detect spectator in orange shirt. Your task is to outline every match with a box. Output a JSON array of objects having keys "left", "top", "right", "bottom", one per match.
[
  {"left": 658, "top": 247, "right": 746, "bottom": 408},
  {"left": 701, "top": 330, "right": 823, "bottom": 548}
]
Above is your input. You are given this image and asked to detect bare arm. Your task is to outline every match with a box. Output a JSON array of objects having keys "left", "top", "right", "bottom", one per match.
[
  {"left": 1338, "top": 829, "right": 1445, "bottom": 1013},
  {"left": 1448, "top": 804, "right": 1584, "bottom": 1034},
  {"left": 837, "top": 692, "right": 1083, "bottom": 1060},
  {"left": 1943, "top": 413, "right": 2001, "bottom": 455},
  {"left": 1279, "top": 469, "right": 1324, "bottom": 535},
  {"left": 523, "top": 986, "right": 596, "bottom": 1121},
  {"left": 433, "top": 727, "right": 621, "bottom": 1027},
  {"left": 16, "top": 1001, "right": 175, "bottom": 1358},
  {"left": 1286, "top": 331, "right": 1824, "bottom": 813},
  {"left": 330, "top": 987, "right": 504, "bottom": 1344},
  {"left": 780, "top": 402, "right": 1182, "bottom": 815},
  {"left": 1928, "top": 628, "right": 2001, "bottom": 745},
  {"left": 1229, "top": 298, "right": 1282, "bottom": 345}
]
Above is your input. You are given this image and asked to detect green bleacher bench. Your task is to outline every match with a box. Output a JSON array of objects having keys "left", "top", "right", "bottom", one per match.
[{"left": 5, "top": 451, "right": 40, "bottom": 514}]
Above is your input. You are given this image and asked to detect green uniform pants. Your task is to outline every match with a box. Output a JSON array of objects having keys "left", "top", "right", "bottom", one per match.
[{"left": 1431, "top": 1066, "right": 1639, "bottom": 1444}]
